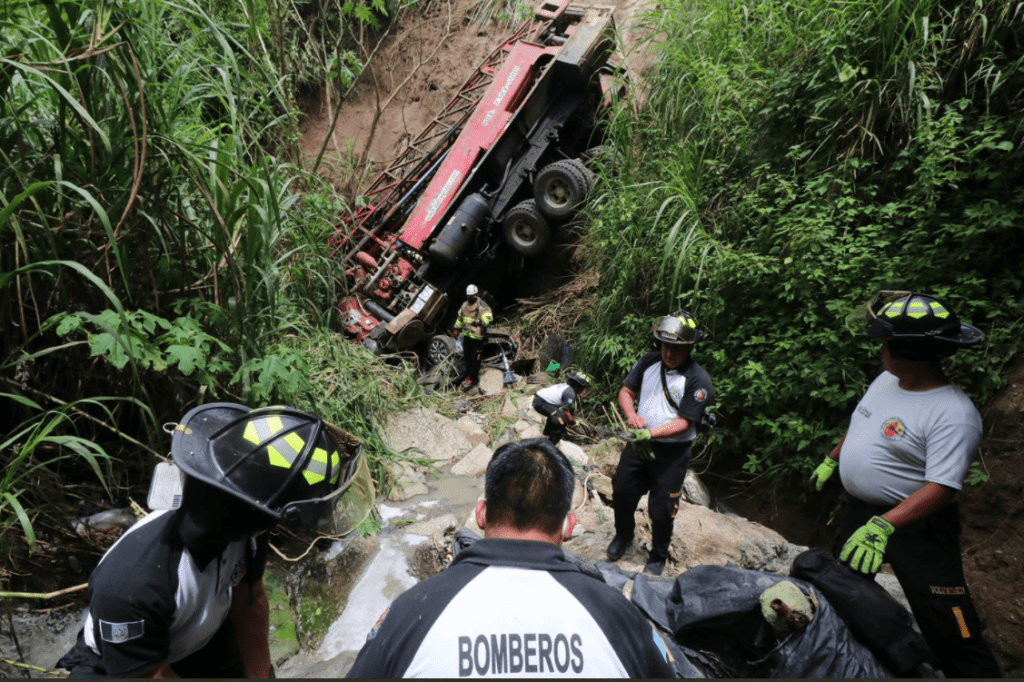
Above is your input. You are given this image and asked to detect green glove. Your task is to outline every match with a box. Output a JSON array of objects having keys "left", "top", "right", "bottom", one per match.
[
  {"left": 810, "top": 457, "right": 838, "bottom": 491},
  {"left": 839, "top": 515, "right": 895, "bottom": 574},
  {"left": 628, "top": 430, "right": 654, "bottom": 460}
]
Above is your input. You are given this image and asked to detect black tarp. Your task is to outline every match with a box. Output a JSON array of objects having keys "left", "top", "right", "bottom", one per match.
[{"left": 631, "top": 565, "right": 894, "bottom": 678}]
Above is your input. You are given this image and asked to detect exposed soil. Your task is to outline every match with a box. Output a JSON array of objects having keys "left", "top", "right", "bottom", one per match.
[{"left": 296, "top": 0, "right": 1024, "bottom": 674}]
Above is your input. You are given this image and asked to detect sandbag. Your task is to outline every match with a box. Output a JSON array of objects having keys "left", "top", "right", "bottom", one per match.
[{"left": 791, "top": 547, "right": 934, "bottom": 675}]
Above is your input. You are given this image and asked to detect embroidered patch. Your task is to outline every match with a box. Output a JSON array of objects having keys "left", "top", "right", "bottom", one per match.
[
  {"left": 693, "top": 388, "right": 707, "bottom": 402},
  {"left": 99, "top": 619, "right": 145, "bottom": 643},
  {"left": 366, "top": 607, "right": 389, "bottom": 641},
  {"left": 881, "top": 418, "right": 905, "bottom": 439}
]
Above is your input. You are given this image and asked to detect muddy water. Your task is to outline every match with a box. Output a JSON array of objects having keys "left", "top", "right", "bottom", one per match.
[{"left": 278, "top": 474, "right": 485, "bottom": 677}]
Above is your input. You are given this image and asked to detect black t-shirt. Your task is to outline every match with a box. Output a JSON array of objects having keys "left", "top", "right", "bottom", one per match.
[{"left": 80, "top": 510, "right": 265, "bottom": 677}]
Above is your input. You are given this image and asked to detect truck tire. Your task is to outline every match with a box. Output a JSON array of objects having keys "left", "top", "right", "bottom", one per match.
[
  {"left": 426, "top": 334, "right": 456, "bottom": 367},
  {"left": 534, "top": 160, "right": 590, "bottom": 220},
  {"left": 503, "top": 200, "right": 551, "bottom": 256}
]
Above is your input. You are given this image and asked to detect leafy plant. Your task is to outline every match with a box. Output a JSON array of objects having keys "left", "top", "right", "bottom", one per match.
[{"left": 578, "top": 0, "right": 1024, "bottom": 489}]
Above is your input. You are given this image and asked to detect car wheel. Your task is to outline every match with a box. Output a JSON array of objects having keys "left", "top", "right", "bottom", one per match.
[{"left": 426, "top": 334, "right": 456, "bottom": 367}]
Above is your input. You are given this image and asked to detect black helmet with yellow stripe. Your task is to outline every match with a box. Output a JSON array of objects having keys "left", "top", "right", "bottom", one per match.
[{"left": 170, "top": 403, "right": 348, "bottom": 529}]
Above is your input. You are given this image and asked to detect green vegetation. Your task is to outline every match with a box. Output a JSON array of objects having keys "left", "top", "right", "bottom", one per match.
[
  {"left": 0, "top": 0, "right": 414, "bottom": 571},
  {"left": 580, "top": 0, "right": 1024, "bottom": 486},
  {"left": 3, "top": 0, "right": 1021, "bottom": 582}
]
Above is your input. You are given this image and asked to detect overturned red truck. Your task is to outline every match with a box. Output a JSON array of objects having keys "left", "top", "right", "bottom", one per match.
[{"left": 330, "top": 2, "right": 619, "bottom": 370}]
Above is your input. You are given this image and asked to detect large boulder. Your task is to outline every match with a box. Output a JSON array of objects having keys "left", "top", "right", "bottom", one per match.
[{"left": 383, "top": 407, "right": 473, "bottom": 466}]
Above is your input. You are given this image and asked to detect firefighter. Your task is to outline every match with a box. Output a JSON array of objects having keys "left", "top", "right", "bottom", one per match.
[
  {"left": 607, "top": 311, "right": 714, "bottom": 576},
  {"left": 346, "top": 438, "right": 676, "bottom": 678},
  {"left": 532, "top": 371, "right": 593, "bottom": 444},
  {"left": 57, "top": 403, "right": 348, "bottom": 678},
  {"left": 453, "top": 284, "right": 493, "bottom": 391},
  {"left": 811, "top": 291, "right": 1001, "bottom": 678}
]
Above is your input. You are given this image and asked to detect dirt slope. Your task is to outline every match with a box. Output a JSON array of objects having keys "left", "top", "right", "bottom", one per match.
[{"left": 298, "top": 0, "right": 656, "bottom": 195}]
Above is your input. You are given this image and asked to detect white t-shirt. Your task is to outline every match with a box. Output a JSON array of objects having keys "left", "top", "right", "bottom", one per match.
[{"left": 839, "top": 371, "right": 982, "bottom": 506}]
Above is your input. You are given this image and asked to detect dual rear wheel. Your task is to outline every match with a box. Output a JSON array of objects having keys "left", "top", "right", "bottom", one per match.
[{"left": 502, "top": 158, "right": 593, "bottom": 256}]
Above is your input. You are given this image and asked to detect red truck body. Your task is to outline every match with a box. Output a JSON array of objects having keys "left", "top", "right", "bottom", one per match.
[{"left": 330, "top": 3, "right": 618, "bottom": 362}]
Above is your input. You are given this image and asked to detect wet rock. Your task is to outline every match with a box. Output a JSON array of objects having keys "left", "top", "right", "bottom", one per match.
[
  {"left": 450, "top": 443, "right": 493, "bottom": 477},
  {"left": 383, "top": 407, "right": 473, "bottom": 465},
  {"left": 455, "top": 415, "right": 490, "bottom": 448},
  {"left": 265, "top": 566, "right": 300, "bottom": 664},
  {"left": 291, "top": 536, "right": 377, "bottom": 652},
  {"left": 385, "top": 461, "right": 430, "bottom": 501},
  {"left": 402, "top": 513, "right": 460, "bottom": 541},
  {"left": 682, "top": 470, "right": 712, "bottom": 507}
]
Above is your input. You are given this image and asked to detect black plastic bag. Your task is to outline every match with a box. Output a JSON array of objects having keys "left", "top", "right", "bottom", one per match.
[
  {"left": 791, "top": 548, "right": 934, "bottom": 675},
  {"left": 632, "top": 564, "right": 893, "bottom": 678}
]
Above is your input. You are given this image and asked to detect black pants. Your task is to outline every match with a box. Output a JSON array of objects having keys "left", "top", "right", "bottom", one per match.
[
  {"left": 532, "top": 397, "right": 569, "bottom": 444},
  {"left": 463, "top": 335, "right": 484, "bottom": 384},
  {"left": 834, "top": 494, "right": 1001, "bottom": 678},
  {"left": 612, "top": 440, "right": 691, "bottom": 561},
  {"left": 58, "top": 617, "right": 245, "bottom": 678}
]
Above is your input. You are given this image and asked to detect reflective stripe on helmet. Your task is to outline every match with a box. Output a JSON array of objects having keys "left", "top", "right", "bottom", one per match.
[
  {"left": 267, "top": 431, "right": 306, "bottom": 469},
  {"left": 930, "top": 301, "right": 950, "bottom": 318},
  {"left": 243, "top": 416, "right": 285, "bottom": 445}
]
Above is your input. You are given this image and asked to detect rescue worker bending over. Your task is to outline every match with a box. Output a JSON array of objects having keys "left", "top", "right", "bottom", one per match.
[
  {"left": 531, "top": 371, "right": 593, "bottom": 444},
  {"left": 346, "top": 438, "right": 676, "bottom": 678},
  {"left": 608, "top": 311, "right": 714, "bottom": 576},
  {"left": 810, "top": 291, "right": 1001, "bottom": 678},
  {"left": 57, "top": 403, "right": 349, "bottom": 678},
  {"left": 453, "top": 284, "right": 492, "bottom": 391}
]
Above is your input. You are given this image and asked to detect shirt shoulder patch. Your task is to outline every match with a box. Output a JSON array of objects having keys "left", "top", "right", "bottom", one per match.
[
  {"left": 367, "top": 606, "right": 389, "bottom": 641},
  {"left": 99, "top": 619, "right": 145, "bottom": 643},
  {"left": 693, "top": 388, "right": 707, "bottom": 402}
]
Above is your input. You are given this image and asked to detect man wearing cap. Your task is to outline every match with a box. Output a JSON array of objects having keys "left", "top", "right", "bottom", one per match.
[
  {"left": 57, "top": 403, "right": 350, "bottom": 678},
  {"left": 810, "top": 291, "right": 1001, "bottom": 677},
  {"left": 607, "top": 311, "right": 714, "bottom": 576},
  {"left": 453, "top": 284, "right": 492, "bottom": 391}
]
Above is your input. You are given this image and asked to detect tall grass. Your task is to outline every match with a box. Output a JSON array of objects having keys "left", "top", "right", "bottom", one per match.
[
  {"left": 579, "top": 0, "right": 1024, "bottom": 487},
  {"left": 0, "top": 0, "right": 395, "bottom": 578}
]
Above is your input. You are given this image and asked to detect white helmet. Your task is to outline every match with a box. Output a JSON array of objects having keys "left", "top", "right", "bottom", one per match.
[{"left": 466, "top": 284, "right": 479, "bottom": 296}]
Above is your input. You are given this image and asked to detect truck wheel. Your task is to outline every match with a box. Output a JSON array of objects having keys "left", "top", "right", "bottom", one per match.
[
  {"left": 426, "top": 334, "right": 456, "bottom": 367},
  {"left": 534, "top": 160, "right": 589, "bottom": 220},
  {"left": 503, "top": 200, "right": 551, "bottom": 256}
]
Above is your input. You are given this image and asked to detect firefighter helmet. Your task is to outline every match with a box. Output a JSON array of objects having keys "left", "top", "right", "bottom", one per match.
[
  {"left": 170, "top": 403, "right": 348, "bottom": 529},
  {"left": 846, "top": 291, "right": 984, "bottom": 359},
  {"left": 652, "top": 310, "right": 705, "bottom": 345},
  {"left": 466, "top": 284, "right": 479, "bottom": 296},
  {"left": 565, "top": 371, "right": 593, "bottom": 389}
]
